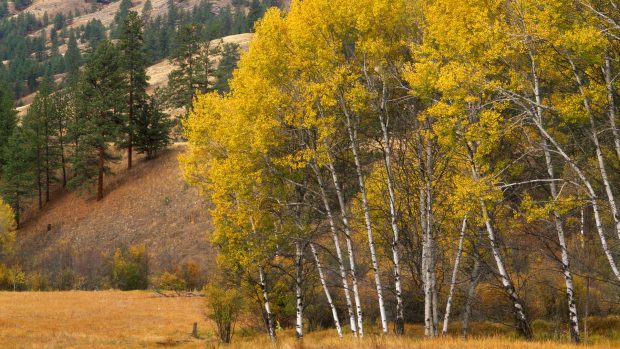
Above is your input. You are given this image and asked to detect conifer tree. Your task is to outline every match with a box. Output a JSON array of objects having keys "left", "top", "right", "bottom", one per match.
[
  {"left": 0, "top": 83, "right": 16, "bottom": 169},
  {"left": 119, "top": 11, "right": 148, "bottom": 170},
  {"left": 64, "top": 30, "right": 82, "bottom": 84},
  {"left": 167, "top": 23, "right": 204, "bottom": 110},
  {"left": 133, "top": 96, "right": 173, "bottom": 160},
  {"left": 68, "top": 40, "right": 124, "bottom": 201},
  {"left": 0, "top": 128, "right": 34, "bottom": 225},
  {"left": 215, "top": 43, "right": 239, "bottom": 93}
]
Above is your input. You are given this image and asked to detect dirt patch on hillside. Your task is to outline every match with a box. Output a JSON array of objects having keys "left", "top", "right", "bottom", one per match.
[{"left": 16, "top": 144, "right": 215, "bottom": 281}]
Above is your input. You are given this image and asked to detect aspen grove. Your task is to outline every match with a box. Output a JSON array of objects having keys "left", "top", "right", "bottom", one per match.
[{"left": 183, "top": 0, "right": 620, "bottom": 343}]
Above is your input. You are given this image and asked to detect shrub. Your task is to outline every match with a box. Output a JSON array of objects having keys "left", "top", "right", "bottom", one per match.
[
  {"left": 204, "top": 278, "right": 245, "bottom": 343},
  {"left": 110, "top": 244, "right": 149, "bottom": 290},
  {"left": 155, "top": 272, "right": 187, "bottom": 291}
]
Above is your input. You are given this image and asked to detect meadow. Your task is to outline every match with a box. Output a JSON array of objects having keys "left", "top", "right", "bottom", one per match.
[{"left": 1, "top": 291, "right": 619, "bottom": 349}]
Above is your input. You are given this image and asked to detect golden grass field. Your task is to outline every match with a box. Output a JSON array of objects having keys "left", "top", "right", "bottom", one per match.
[{"left": 0, "top": 291, "right": 619, "bottom": 349}]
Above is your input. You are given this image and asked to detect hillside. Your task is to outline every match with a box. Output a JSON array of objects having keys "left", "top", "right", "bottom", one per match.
[{"left": 14, "top": 144, "right": 215, "bottom": 285}]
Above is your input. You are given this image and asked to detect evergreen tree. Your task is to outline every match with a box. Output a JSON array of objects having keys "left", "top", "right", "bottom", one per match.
[
  {"left": 68, "top": 41, "right": 124, "bottom": 201},
  {"left": 167, "top": 23, "right": 204, "bottom": 110},
  {"left": 22, "top": 78, "right": 61, "bottom": 208},
  {"left": 65, "top": 30, "right": 82, "bottom": 85},
  {"left": 215, "top": 42, "right": 240, "bottom": 93},
  {"left": 0, "top": 128, "right": 34, "bottom": 225},
  {"left": 0, "top": 83, "right": 16, "bottom": 168},
  {"left": 133, "top": 96, "right": 173, "bottom": 160},
  {"left": 142, "top": 0, "right": 153, "bottom": 24},
  {"left": 112, "top": 0, "right": 133, "bottom": 38},
  {"left": 119, "top": 11, "right": 149, "bottom": 170},
  {"left": 0, "top": 0, "right": 8, "bottom": 19}
]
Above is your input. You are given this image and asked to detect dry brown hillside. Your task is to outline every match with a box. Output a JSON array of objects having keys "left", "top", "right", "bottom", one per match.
[{"left": 15, "top": 144, "right": 215, "bottom": 285}]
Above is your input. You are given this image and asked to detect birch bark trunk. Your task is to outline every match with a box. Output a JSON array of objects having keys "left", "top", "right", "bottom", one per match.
[
  {"left": 442, "top": 217, "right": 468, "bottom": 335},
  {"left": 466, "top": 150, "right": 532, "bottom": 339},
  {"left": 378, "top": 82, "right": 404, "bottom": 335},
  {"left": 570, "top": 59, "right": 620, "bottom": 241},
  {"left": 604, "top": 55, "right": 620, "bottom": 161},
  {"left": 326, "top": 155, "right": 364, "bottom": 336},
  {"left": 531, "top": 55, "right": 580, "bottom": 342},
  {"left": 295, "top": 242, "right": 304, "bottom": 340},
  {"left": 311, "top": 162, "right": 357, "bottom": 336},
  {"left": 340, "top": 96, "right": 389, "bottom": 334},
  {"left": 259, "top": 266, "right": 276, "bottom": 341},
  {"left": 310, "top": 243, "right": 343, "bottom": 338}
]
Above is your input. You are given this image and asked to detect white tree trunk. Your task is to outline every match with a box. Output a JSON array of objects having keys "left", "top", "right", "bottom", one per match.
[
  {"left": 570, "top": 59, "right": 620, "bottom": 241},
  {"left": 341, "top": 96, "right": 389, "bottom": 335},
  {"left": 442, "top": 217, "right": 468, "bottom": 335},
  {"left": 326, "top": 156, "right": 364, "bottom": 337},
  {"left": 479, "top": 199, "right": 532, "bottom": 339},
  {"left": 312, "top": 162, "right": 357, "bottom": 336},
  {"left": 295, "top": 242, "right": 304, "bottom": 340},
  {"left": 532, "top": 119, "right": 620, "bottom": 281},
  {"left": 259, "top": 266, "right": 276, "bottom": 341},
  {"left": 378, "top": 83, "right": 404, "bottom": 334},
  {"left": 467, "top": 154, "right": 532, "bottom": 339},
  {"left": 604, "top": 55, "right": 620, "bottom": 161},
  {"left": 531, "top": 57, "right": 580, "bottom": 342},
  {"left": 310, "top": 243, "right": 343, "bottom": 338}
]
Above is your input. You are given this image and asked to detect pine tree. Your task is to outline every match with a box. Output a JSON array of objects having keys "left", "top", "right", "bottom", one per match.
[
  {"left": 133, "top": 96, "right": 173, "bottom": 160},
  {"left": 64, "top": 30, "right": 82, "bottom": 84},
  {"left": 112, "top": 0, "right": 133, "bottom": 38},
  {"left": 167, "top": 23, "right": 204, "bottom": 110},
  {"left": 215, "top": 43, "right": 239, "bottom": 93},
  {"left": 0, "top": 128, "right": 35, "bottom": 225},
  {"left": 142, "top": 0, "right": 153, "bottom": 24},
  {"left": 0, "top": 82, "right": 16, "bottom": 169},
  {"left": 119, "top": 11, "right": 148, "bottom": 170},
  {"left": 68, "top": 41, "right": 124, "bottom": 201}
]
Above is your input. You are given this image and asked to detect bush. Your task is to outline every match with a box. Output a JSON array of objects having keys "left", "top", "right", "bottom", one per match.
[
  {"left": 155, "top": 272, "right": 187, "bottom": 291},
  {"left": 204, "top": 278, "right": 245, "bottom": 343},
  {"left": 110, "top": 244, "right": 149, "bottom": 290}
]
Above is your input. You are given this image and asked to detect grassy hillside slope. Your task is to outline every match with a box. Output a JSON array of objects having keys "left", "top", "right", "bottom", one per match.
[{"left": 14, "top": 144, "right": 214, "bottom": 283}]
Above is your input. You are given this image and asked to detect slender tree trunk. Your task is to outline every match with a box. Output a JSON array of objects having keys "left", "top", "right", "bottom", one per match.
[
  {"left": 128, "top": 77, "right": 134, "bottom": 170},
  {"left": 312, "top": 162, "right": 357, "bottom": 336},
  {"left": 467, "top": 151, "right": 532, "bottom": 339},
  {"left": 604, "top": 54, "right": 620, "bottom": 161},
  {"left": 326, "top": 156, "right": 364, "bottom": 337},
  {"left": 58, "top": 116, "right": 67, "bottom": 188},
  {"left": 295, "top": 241, "right": 304, "bottom": 340},
  {"left": 417, "top": 121, "right": 433, "bottom": 337},
  {"left": 570, "top": 59, "right": 620, "bottom": 241},
  {"left": 97, "top": 146, "right": 105, "bottom": 201},
  {"left": 340, "top": 96, "right": 389, "bottom": 335},
  {"left": 533, "top": 119, "right": 620, "bottom": 281},
  {"left": 461, "top": 251, "right": 481, "bottom": 338},
  {"left": 310, "top": 243, "right": 343, "bottom": 338},
  {"left": 44, "top": 117, "right": 50, "bottom": 203},
  {"left": 259, "top": 266, "right": 276, "bottom": 341},
  {"left": 378, "top": 82, "right": 404, "bottom": 335},
  {"left": 36, "top": 138, "right": 42, "bottom": 210},
  {"left": 530, "top": 56, "right": 580, "bottom": 342},
  {"left": 479, "top": 199, "right": 532, "bottom": 339},
  {"left": 442, "top": 217, "right": 468, "bottom": 335}
]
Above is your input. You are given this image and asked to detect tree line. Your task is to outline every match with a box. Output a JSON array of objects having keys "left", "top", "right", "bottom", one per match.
[
  {"left": 184, "top": 0, "right": 620, "bottom": 343},
  {"left": 0, "top": 11, "right": 173, "bottom": 224},
  {"left": 0, "top": 0, "right": 274, "bottom": 99}
]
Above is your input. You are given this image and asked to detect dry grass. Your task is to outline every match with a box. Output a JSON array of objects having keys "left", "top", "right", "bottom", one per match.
[
  {"left": 231, "top": 335, "right": 618, "bottom": 349},
  {"left": 0, "top": 291, "right": 617, "bottom": 348},
  {"left": 0, "top": 290, "right": 211, "bottom": 349}
]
